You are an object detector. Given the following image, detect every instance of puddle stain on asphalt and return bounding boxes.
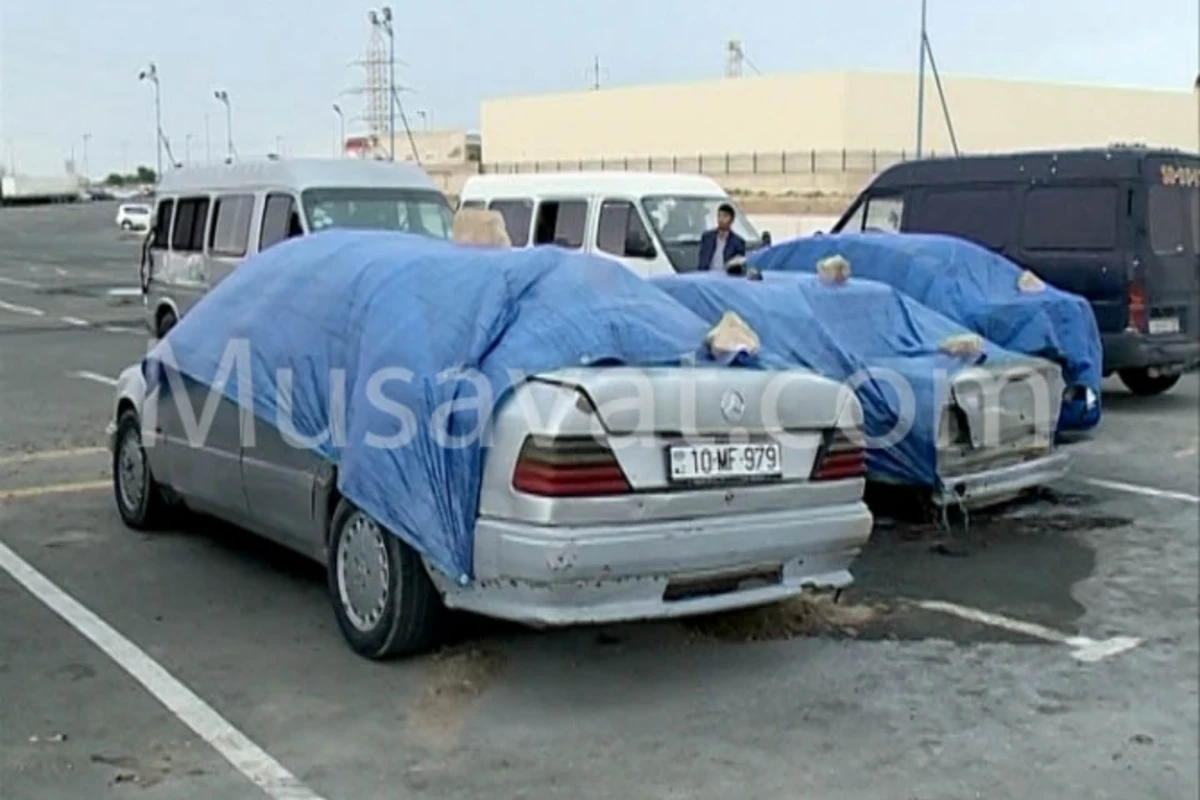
[407,645,508,751]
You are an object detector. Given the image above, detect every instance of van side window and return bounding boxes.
[863,196,904,232]
[171,197,210,253]
[597,200,655,258]
[488,199,533,246]
[909,188,1012,249]
[260,194,299,251]
[460,200,485,211]
[151,199,174,249]
[1148,185,1189,255]
[534,200,587,249]
[209,194,255,257]
[1022,186,1118,251]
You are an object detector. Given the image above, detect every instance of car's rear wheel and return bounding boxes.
[120,220,133,230]
[156,308,178,339]
[1118,368,1180,397]
[113,409,172,529]
[327,500,441,659]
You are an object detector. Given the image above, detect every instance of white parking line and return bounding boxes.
[0,540,328,800]
[0,447,107,466]
[61,316,89,327]
[0,275,41,289]
[0,298,46,317]
[70,371,118,387]
[104,325,144,335]
[1081,477,1199,505]
[914,600,1142,663]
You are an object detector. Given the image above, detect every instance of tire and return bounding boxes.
[120,220,133,230]
[156,308,178,339]
[327,500,441,659]
[1118,368,1181,397]
[112,409,172,529]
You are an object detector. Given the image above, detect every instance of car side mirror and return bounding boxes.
[760,231,772,246]
[625,232,657,260]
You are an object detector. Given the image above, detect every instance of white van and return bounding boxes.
[458,172,768,276]
[142,158,453,337]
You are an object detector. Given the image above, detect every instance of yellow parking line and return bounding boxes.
[0,480,110,502]
[0,447,107,466]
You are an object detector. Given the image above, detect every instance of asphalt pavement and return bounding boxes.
[0,202,1196,800]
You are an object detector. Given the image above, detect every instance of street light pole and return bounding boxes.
[332,104,345,157]
[214,90,233,162]
[915,0,928,159]
[81,133,91,181]
[138,62,162,179]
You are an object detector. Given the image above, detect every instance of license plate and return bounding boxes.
[1149,317,1180,335]
[668,443,782,482]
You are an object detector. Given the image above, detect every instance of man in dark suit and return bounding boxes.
[697,202,746,271]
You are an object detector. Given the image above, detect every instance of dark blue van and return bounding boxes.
[832,147,1200,396]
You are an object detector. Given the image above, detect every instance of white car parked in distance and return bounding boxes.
[116,203,152,231]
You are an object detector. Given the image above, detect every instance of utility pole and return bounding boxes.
[81,133,91,180]
[369,7,396,159]
[915,0,928,158]
[138,62,163,179]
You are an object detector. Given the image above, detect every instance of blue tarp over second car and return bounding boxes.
[143,230,753,584]
[748,232,1102,432]
[653,272,1033,488]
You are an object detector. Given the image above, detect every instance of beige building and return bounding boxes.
[479,71,1198,194]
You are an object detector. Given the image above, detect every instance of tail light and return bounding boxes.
[811,429,866,481]
[512,436,631,497]
[1127,282,1147,332]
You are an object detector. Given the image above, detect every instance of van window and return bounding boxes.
[534,200,587,249]
[488,199,533,246]
[209,194,255,257]
[597,200,655,258]
[171,197,210,253]
[260,194,300,251]
[460,200,485,211]
[1148,185,1190,254]
[302,188,452,239]
[151,199,174,249]
[1022,186,1118,251]
[909,188,1011,249]
[863,195,904,232]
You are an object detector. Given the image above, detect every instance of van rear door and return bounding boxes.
[1015,184,1129,334]
[1142,157,1200,341]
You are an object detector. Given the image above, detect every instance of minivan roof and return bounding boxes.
[461,171,728,198]
[156,158,439,194]
[868,147,1199,189]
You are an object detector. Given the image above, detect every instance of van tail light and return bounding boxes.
[811,429,866,481]
[1127,282,1147,332]
[512,436,632,497]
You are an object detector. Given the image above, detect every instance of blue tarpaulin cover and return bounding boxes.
[143,230,749,583]
[653,272,1022,487]
[748,232,1102,431]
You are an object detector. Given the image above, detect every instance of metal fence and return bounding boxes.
[480,149,940,176]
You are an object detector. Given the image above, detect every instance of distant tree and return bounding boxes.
[105,173,126,187]
[135,165,157,184]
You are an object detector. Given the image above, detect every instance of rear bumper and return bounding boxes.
[936,451,1072,509]
[1102,331,1200,374]
[440,502,873,626]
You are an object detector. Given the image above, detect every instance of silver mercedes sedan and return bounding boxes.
[108,363,874,659]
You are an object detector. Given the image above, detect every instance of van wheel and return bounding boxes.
[113,409,173,529]
[156,308,178,339]
[1118,368,1180,397]
[327,500,441,659]
[120,220,133,230]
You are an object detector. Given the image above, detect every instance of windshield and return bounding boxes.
[302,187,453,239]
[641,195,761,271]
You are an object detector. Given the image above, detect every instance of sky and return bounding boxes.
[0,0,1197,176]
